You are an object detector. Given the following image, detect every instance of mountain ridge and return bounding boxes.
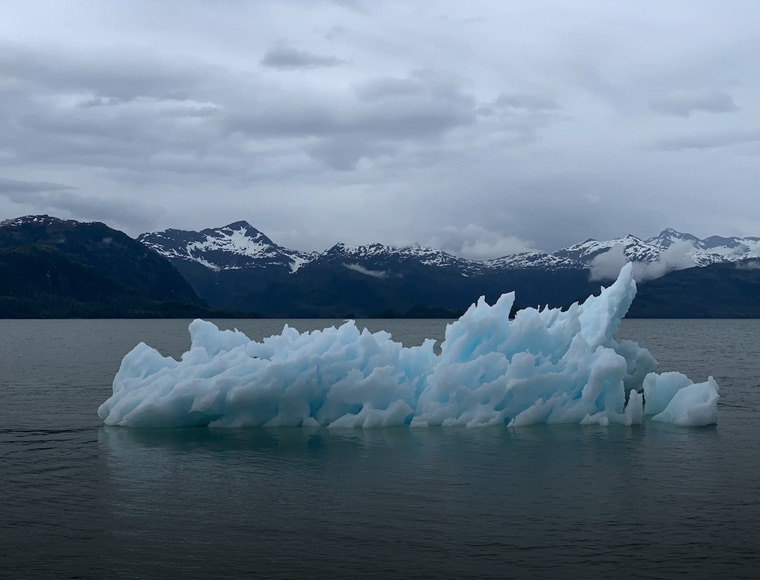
[139,221,316,274]
[4,214,760,318]
[140,220,760,276]
[133,220,760,317]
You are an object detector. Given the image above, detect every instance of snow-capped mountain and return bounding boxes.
[140,222,760,277]
[6,214,760,318]
[555,234,662,263]
[319,242,487,276]
[553,229,760,268]
[304,229,760,273]
[652,228,760,265]
[138,221,316,273]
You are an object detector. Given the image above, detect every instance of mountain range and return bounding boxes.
[139,220,760,317]
[140,222,760,275]
[3,214,760,318]
[139,222,593,317]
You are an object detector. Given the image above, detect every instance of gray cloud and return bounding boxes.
[225,78,476,141]
[0,41,483,182]
[650,89,739,117]
[308,138,393,171]
[0,43,217,103]
[0,177,74,195]
[76,96,124,108]
[0,177,165,232]
[494,93,561,112]
[221,70,480,169]
[655,129,760,151]
[0,1,759,250]
[260,46,346,69]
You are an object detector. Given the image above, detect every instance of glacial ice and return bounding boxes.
[643,372,720,426]
[98,264,720,428]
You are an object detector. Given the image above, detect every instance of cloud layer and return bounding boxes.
[0,0,759,252]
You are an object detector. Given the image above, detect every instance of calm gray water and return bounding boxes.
[1,318,759,579]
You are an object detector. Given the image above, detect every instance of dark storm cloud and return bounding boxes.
[260,46,346,69]
[649,89,739,117]
[654,129,760,151]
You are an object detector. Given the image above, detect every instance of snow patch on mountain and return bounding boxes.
[189,225,273,260]
[324,242,481,273]
[485,252,583,270]
[1,214,91,229]
[139,222,316,273]
[289,254,312,273]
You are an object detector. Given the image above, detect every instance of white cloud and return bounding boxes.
[429,225,536,261]
[589,240,698,282]
[736,260,760,271]
[343,263,388,278]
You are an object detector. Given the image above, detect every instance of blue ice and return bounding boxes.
[98,264,719,428]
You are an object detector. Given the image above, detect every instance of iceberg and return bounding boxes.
[98,264,719,428]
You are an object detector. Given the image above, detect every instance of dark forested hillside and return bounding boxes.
[629,260,760,318]
[221,259,600,318]
[0,216,216,318]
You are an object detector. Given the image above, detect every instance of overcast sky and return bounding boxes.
[1,0,759,258]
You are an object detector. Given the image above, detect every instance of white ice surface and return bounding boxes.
[98,264,719,428]
[646,374,720,427]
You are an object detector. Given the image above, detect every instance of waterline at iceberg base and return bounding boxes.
[98,264,719,429]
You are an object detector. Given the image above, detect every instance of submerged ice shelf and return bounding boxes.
[98,264,719,428]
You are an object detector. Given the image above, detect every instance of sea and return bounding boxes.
[1,318,759,579]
